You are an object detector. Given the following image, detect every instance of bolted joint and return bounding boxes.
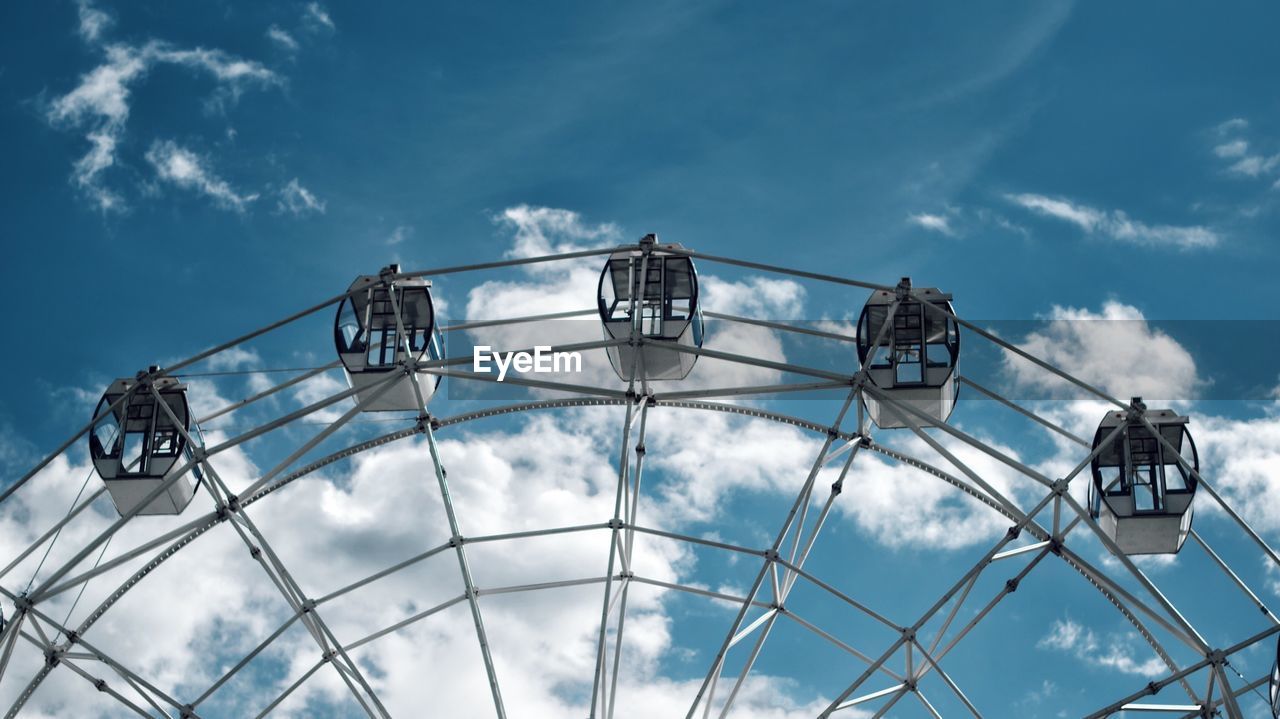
[181,706,198,718]
[65,630,79,645]
[301,599,317,614]
[1206,648,1227,665]
[1050,478,1069,496]
[635,443,646,456]
[619,570,635,580]
[858,433,873,448]
[1146,681,1160,696]
[1126,397,1147,421]
[448,534,465,548]
[900,628,915,642]
[94,679,107,692]
[638,233,657,254]
[894,276,913,300]
[826,426,840,440]
[625,389,639,401]
[763,549,781,562]
[322,650,338,664]
[1048,537,1063,555]
[226,494,242,513]
[378,263,401,282]
[903,678,918,692]
[190,446,208,463]
[14,594,33,612]
[1005,577,1020,593]
[1005,526,1022,540]
[44,647,63,668]
[606,518,625,530]
[830,479,844,496]
[249,546,262,560]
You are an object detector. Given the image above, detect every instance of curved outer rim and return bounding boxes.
[28,397,1213,715]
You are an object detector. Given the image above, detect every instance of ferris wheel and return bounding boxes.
[0,238,1278,718]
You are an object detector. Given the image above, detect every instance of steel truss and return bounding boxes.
[1,246,1277,718]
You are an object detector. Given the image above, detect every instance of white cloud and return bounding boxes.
[75,0,113,44]
[1005,193,1219,250]
[277,178,326,216]
[146,140,259,212]
[305,2,336,31]
[266,25,299,52]
[1213,139,1248,159]
[1227,154,1280,178]
[1208,117,1280,187]
[387,225,412,245]
[46,40,278,211]
[907,212,955,236]
[495,204,621,262]
[1037,618,1166,677]
[1215,118,1248,134]
[1002,301,1201,401]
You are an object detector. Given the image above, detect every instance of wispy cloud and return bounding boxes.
[1038,618,1166,677]
[1005,193,1220,249]
[1215,117,1248,134]
[1213,139,1248,159]
[266,25,299,52]
[387,225,412,245]
[1227,154,1280,178]
[76,0,112,44]
[46,40,278,211]
[276,178,325,215]
[1209,117,1280,185]
[906,212,954,236]
[146,140,259,212]
[304,2,335,31]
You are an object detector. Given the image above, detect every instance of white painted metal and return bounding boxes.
[1,245,1276,719]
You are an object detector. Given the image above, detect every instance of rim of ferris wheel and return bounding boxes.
[1088,398,1199,556]
[5,245,1280,719]
[88,367,203,517]
[855,277,960,430]
[1271,634,1279,717]
[334,264,445,412]
[597,234,704,381]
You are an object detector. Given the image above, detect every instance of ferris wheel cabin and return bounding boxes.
[1271,635,1279,718]
[856,279,959,429]
[89,370,201,516]
[597,235,704,381]
[1089,400,1198,556]
[335,265,443,412]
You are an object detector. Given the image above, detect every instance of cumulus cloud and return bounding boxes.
[495,204,622,262]
[276,178,326,216]
[1037,618,1165,677]
[46,39,277,211]
[145,140,259,212]
[1002,301,1200,402]
[907,212,955,236]
[1005,193,1220,250]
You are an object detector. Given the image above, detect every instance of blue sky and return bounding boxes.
[3,1,1280,717]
